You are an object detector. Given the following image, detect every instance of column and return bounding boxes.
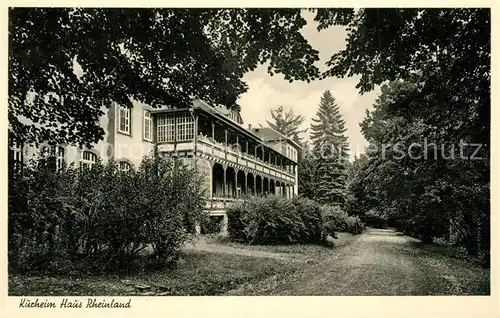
[209,162,214,208]
[222,165,227,198]
[253,176,257,196]
[261,176,264,196]
[234,169,239,198]
[244,172,248,196]
[224,129,228,160]
[211,123,215,155]
[193,113,199,156]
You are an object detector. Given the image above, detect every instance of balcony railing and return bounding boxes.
[197,134,295,181]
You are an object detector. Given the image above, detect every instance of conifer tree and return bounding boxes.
[266,105,307,144]
[309,90,350,205]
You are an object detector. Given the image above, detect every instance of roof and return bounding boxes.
[251,127,302,150]
[192,99,264,142]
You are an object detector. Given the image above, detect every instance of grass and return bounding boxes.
[9,250,301,296]
[12,230,486,296]
[208,232,356,255]
[9,233,351,296]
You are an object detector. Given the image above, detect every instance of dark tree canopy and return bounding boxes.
[9,8,321,146]
[326,8,490,255]
[352,79,489,252]
[316,8,490,142]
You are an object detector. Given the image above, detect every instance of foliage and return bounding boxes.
[297,145,318,199]
[346,78,489,253]
[265,105,308,144]
[344,154,378,218]
[8,153,206,274]
[321,205,364,236]
[9,8,321,146]
[321,8,490,257]
[226,195,363,245]
[226,195,309,245]
[318,9,489,125]
[307,90,350,205]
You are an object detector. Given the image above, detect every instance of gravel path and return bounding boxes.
[227,228,490,295]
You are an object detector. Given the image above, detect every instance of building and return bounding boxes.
[8,98,301,232]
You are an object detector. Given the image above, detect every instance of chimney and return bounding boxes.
[248,124,252,130]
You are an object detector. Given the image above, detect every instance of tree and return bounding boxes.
[9,8,321,146]
[344,154,373,218]
[266,105,308,144]
[316,8,489,256]
[297,149,316,199]
[317,8,490,147]
[308,90,350,205]
[358,79,489,252]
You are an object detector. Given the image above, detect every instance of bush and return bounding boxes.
[8,153,206,274]
[227,195,304,245]
[321,205,365,235]
[293,197,324,243]
[226,196,364,245]
[344,215,365,235]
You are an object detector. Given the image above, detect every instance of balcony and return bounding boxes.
[196,134,295,182]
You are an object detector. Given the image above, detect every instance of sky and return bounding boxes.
[237,11,381,159]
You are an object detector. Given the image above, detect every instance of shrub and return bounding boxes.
[226,201,250,242]
[8,153,205,274]
[321,205,365,235]
[293,197,325,243]
[226,196,362,245]
[227,196,317,245]
[344,215,365,235]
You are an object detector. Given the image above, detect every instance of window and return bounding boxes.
[57,146,65,170]
[51,145,65,170]
[81,151,97,170]
[157,115,175,143]
[10,139,23,170]
[118,106,131,134]
[176,113,194,141]
[119,161,132,172]
[143,111,152,141]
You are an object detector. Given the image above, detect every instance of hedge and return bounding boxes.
[226,195,364,245]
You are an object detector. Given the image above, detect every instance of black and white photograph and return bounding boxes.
[6,5,493,304]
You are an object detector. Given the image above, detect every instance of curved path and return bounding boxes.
[227,228,489,295]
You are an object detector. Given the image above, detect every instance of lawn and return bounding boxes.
[207,232,356,260]
[9,248,312,296]
[9,233,358,296]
